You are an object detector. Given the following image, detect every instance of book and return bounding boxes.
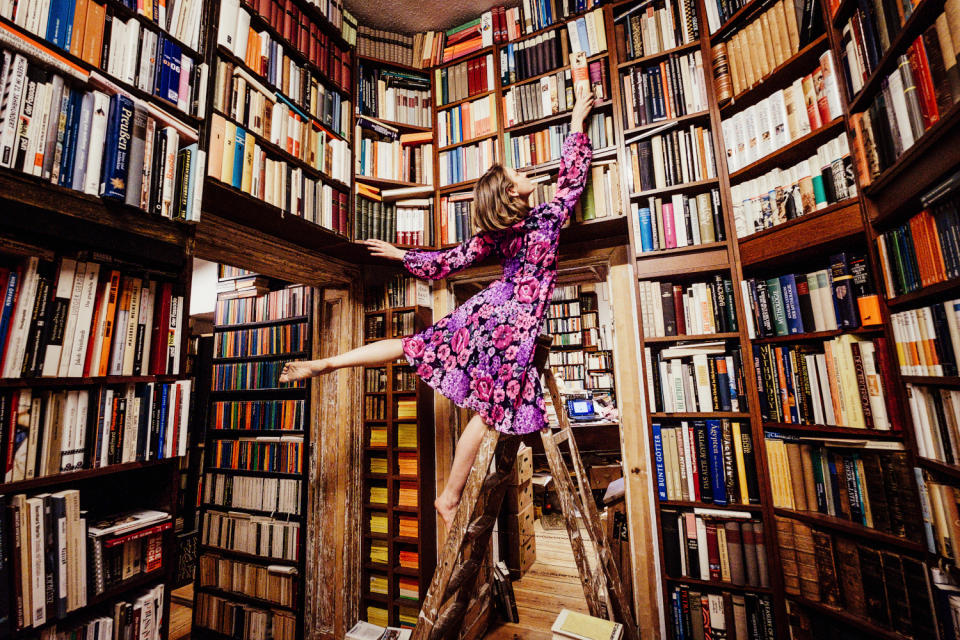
[551,608,623,640]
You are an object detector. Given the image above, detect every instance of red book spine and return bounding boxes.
[673,285,686,335]
[103,521,173,548]
[705,522,721,580]
[5,391,18,479]
[82,277,107,377]
[150,283,172,375]
[909,38,940,128]
[339,191,348,233]
[873,336,904,431]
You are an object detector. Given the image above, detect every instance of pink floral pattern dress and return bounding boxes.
[400,132,593,435]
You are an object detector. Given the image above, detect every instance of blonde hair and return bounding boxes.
[471,164,531,234]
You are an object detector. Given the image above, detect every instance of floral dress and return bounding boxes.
[400,132,593,435]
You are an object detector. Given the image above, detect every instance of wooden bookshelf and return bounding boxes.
[192,282,313,640]
[359,304,436,628]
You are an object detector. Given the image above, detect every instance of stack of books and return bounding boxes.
[398,516,418,539]
[369,513,387,535]
[397,423,417,448]
[369,542,388,565]
[397,452,418,476]
[369,456,388,474]
[369,427,387,447]
[369,485,388,505]
[369,575,388,595]
[398,481,418,508]
[398,550,418,569]
[398,577,418,602]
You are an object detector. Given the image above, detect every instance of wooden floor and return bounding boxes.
[484,519,592,640]
[170,583,193,640]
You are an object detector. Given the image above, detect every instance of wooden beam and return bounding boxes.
[608,259,663,639]
[194,213,359,287]
[305,285,364,640]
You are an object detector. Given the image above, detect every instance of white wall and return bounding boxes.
[190,258,219,317]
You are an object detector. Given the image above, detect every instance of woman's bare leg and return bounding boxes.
[279,338,404,383]
[435,413,489,528]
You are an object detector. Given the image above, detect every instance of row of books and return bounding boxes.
[889,301,960,376]
[767,438,923,537]
[720,54,844,175]
[217,0,352,94]
[195,591,296,640]
[612,0,699,62]
[363,368,386,392]
[2,4,206,117]
[527,161,624,222]
[546,317,582,334]
[434,53,494,107]
[201,509,300,561]
[198,553,297,606]
[644,342,747,413]
[873,192,960,297]
[207,113,351,234]
[633,188,725,253]
[730,133,857,237]
[31,583,165,640]
[504,113,613,170]
[88,509,171,595]
[362,276,425,311]
[438,191,473,246]
[355,25,418,67]
[221,25,352,140]
[754,336,895,430]
[652,420,760,505]
[0,44,205,219]
[364,396,385,421]
[438,136,496,187]
[639,276,738,338]
[742,255,879,338]
[712,0,824,101]
[354,190,435,248]
[626,124,717,193]
[498,16,607,88]
[510,0,607,36]
[501,64,602,129]
[668,585,775,640]
[213,323,307,359]
[213,62,352,183]
[437,94,497,147]
[662,510,769,587]
[356,64,431,129]
[848,19,960,186]
[908,383,960,466]
[214,285,309,326]
[1,255,186,380]
[211,358,304,391]
[775,517,938,638]
[204,472,301,514]
[355,123,433,185]
[620,51,708,129]
[919,473,960,565]
[211,436,303,473]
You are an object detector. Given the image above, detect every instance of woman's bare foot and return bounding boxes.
[279,359,331,383]
[435,492,460,528]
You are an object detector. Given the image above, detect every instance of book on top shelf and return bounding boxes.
[357,64,431,128]
[612,0,699,62]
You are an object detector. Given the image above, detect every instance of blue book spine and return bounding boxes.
[808,446,827,512]
[0,270,19,350]
[158,383,169,457]
[780,346,800,423]
[58,91,83,189]
[99,94,130,199]
[843,454,865,524]
[707,419,727,505]
[232,128,245,188]
[154,36,167,100]
[716,356,731,411]
[45,0,62,44]
[826,455,844,516]
[165,40,182,104]
[576,18,589,54]
[727,358,738,412]
[652,422,667,500]
[914,467,938,553]
[638,207,653,252]
[60,0,76,50]
[829,252,859,329]
[778,274,804,334]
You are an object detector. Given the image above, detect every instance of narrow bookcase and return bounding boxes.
[360,302,436,629]
[192,281,313,640]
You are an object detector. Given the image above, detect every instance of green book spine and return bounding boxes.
[766,278,789,336]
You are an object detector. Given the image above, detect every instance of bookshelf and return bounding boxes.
[192,279,313,640]
[360,296,436,629]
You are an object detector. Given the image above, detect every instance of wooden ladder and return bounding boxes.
[411,335,640,640]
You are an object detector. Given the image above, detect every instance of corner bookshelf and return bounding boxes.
[192,280,313,640]
[360,293,436,629]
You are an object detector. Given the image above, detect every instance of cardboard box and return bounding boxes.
[504,479,532,513]
[589,463,623,490]
[506,534,536,577]
[508,445,533,485]
[506,502,535,541]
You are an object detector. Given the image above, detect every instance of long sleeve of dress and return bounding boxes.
[402,232,497,280]
[526,132,593,231]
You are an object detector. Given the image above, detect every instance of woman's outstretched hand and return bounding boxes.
[363,239,407,261]
[570,85,595,134]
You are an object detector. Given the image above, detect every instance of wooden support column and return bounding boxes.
[305,284,365,640]
[608,256,663,639]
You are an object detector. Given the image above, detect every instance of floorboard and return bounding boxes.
[170,583,193,640]
[484,520,590,639]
